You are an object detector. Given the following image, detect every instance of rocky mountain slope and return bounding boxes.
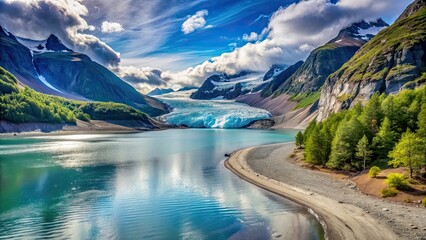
[190,65,287,100]
[0,27,168,116]
[270,19,388,97]
[318,0,426,120]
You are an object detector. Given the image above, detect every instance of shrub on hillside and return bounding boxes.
[369,166,381,178]
[381,187,399,198]
[385,173,409,190]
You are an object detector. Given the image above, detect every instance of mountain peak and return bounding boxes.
[45,34,73,52]
[329,18,388,46]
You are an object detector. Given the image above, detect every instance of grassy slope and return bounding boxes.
[0,67,149,124]
[331,7,426,82]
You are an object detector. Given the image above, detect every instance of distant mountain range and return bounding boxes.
[0,28,168,116]
[237,0,425,129]
[190,19,389,101]
[190,66,287,100]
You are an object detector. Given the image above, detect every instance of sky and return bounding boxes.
[0,0,413,93]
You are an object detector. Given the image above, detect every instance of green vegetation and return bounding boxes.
[381,187,399,198]
[356,135,372,170]
[336,7,426,83]
[295,131,304,148]
[290,91,321,110]
[368,166,381,178]
[385,173,409,190]
[422,197,426,207]
[0,67,149,124]
[388,130,425,178]
[297,86,426,174]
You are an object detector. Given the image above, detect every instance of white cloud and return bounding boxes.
[242,32,260,42]
[101,21,124,33]
[113,66,170,93]
[162,0,412,87]
[0,0,121,66]
[181,10,208,34]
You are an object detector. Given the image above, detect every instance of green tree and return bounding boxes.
[417,103,426,138]
[356,135,372,170]
[372,117,398,160]
[388,130,425,178]
[295,131,304,148]
[327,117,364,170]
[361,94,382,138]
[305,127,327,166]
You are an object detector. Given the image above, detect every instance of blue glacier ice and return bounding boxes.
[157,91,271,128]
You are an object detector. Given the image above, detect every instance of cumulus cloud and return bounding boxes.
[242,32,260,42]
[0,0,121,66]
[101,21,124,33]
[181,10,209,34]
[113,66,171,93]
[163,0,411,86]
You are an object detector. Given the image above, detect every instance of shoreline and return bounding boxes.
[225,142,414,240]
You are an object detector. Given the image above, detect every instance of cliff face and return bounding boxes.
[318,2,426,121]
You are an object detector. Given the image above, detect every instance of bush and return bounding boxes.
[385,173,409,190]
[369,166,381,178]
[381,187,399,197]
[422,198,426,207]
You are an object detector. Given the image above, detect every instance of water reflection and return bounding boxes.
[0,129,323,239]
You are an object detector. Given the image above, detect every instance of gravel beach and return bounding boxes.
[225,143,426,240]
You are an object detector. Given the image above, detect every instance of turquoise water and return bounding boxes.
[0,129,324,239]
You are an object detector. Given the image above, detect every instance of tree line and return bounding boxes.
[296,86,426,178]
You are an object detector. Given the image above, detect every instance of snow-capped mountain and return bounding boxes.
[190,65,288,100]
[0,26,168,116]
[17,34,73,53]
[330,18,388,46]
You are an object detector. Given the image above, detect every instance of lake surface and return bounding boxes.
[0,129,324,239]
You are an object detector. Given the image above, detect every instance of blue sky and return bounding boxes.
[89,0,339,71]
[0,0,413,92]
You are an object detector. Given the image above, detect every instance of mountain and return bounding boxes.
[190,66,287,100]
[269,19,388,97]
[263,64,287,80]
[317,1,426,121]
[260,61,304,97]
[148,88,174,96]
[0,27,168,116]
[0,66,165,132]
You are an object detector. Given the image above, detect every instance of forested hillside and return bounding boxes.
[298,86,426,175]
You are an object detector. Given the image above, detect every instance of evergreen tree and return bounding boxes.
[417,103,426,138]
[305,127,327,165]
[295,131,304,148]
[327,117,364,169]
[361,94,383,138]
[372,117,398,160]
[356,135,372,170]
[389,130,425,178]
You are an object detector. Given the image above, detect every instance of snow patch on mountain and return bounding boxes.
[38,75,63,94]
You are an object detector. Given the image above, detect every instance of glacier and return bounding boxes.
[157,91,271,128]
